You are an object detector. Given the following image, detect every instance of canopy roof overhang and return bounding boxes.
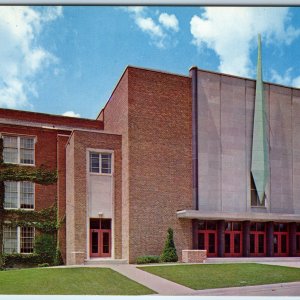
[177,210,300,223]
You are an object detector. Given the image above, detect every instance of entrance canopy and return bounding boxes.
[177,210,300,223]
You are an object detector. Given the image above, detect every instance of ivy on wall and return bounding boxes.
[0,137,63,269]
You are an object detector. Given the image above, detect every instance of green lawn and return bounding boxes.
[139,263,300,290]
[0,267,155,295]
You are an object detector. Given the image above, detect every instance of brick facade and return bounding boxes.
[102,67,193,262]
[65,130,122,265]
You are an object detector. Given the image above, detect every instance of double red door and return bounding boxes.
[250,232,266,256]
[198,231,217,257]
[90,229,111,257]
[224,232,242,256]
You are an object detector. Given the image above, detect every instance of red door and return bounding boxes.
[90,229,111,257]
[250,232,266,256]
[198,231,217,257]
[274,233,288,257]
[224,222,242,257]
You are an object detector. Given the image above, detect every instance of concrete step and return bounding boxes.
[84,258,128,265]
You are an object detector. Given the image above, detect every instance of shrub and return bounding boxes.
[38,263,50,268]
[160,228,178,262]
[136,255,160,264]
[3,253,41,268]
[34,233,56,265]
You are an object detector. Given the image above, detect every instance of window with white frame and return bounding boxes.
[89,152,112,174]
[4,181,34,209]
[3,135,35,165]
[3,226,34,254]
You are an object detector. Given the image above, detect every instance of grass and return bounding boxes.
[139,263,300,290]
[0,267,155,295]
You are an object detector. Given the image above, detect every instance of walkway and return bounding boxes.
[110,264,194,295]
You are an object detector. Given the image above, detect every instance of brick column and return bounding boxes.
[217,220,225,257]
[192,219,199,249]
[266,222,274,257]
[243,221,250,257]
[289,222,296,257]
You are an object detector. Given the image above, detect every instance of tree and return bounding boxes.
[160,227,178,262]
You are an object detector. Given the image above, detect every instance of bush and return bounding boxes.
[3,253,41,268]
[34,233,56,265]
[160,228,178,262]
[136,255,160,264]
[38,263,50,268]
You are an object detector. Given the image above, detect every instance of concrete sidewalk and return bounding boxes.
[191,281,300,296]
[110,264,194,295]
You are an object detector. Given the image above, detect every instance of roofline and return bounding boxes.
[194,67,300,91]
[0,107,98,122]
[96,65,190,120]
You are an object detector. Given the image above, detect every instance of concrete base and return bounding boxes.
[182,250,207,263]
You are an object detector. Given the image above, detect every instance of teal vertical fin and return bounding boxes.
[251,34,269,204]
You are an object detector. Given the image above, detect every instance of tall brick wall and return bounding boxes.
[127,68,193,262]
[65,130,122,265]
[100,71,129,260]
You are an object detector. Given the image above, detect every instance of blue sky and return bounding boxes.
[1,6,300,119]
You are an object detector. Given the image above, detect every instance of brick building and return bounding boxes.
[2,42,300,264]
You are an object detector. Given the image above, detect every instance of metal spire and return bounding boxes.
[251,34,269,204]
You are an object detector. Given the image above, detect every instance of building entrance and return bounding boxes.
[90,219,111,257]
[224,222,242,257]
[274,223,288,257]
[250,222,266,256]
[197,221,217,257]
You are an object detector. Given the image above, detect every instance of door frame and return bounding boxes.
[274,232,289,257]
[250,231,266,257]
[198,230,218,257]
[224,231,243,257]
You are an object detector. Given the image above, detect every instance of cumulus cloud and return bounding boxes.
[0,6,62,109]
[270,68,300,88]
[123,7,179,48]
[159,13,179,32]
[190,7,300,77]
[62,111,81,118]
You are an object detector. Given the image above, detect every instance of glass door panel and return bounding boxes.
[250,234,255,253]
[208,233,215,254]
[258,234,265,254]
[234,234,240,254]
[281,234,287,254]
[198,233,205,250]
[225,234,230,254]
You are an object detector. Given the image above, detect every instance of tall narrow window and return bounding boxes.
[20,137,34,164]
[3,135,35,165]
[20,227,34,253]
[3,227,18,254]
[4,182,18,209]
[251,175,265,207]
[3,136,18,164]
[20,182,34,209]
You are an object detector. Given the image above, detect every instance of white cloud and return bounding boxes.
[62,111,81,118]
[136,17,164,37]
[123,7,179,49]
[270,68,300,88]
[190,7,300,77]
[159,13,179,32]
[0,6,62,109]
